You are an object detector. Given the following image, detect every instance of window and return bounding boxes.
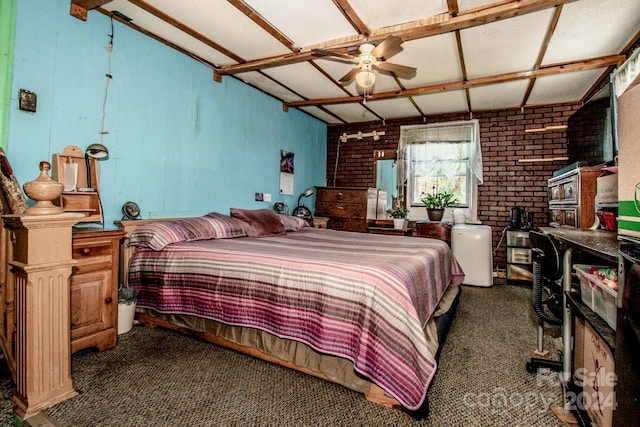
[398,120,482,220]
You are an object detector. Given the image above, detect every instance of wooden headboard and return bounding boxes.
[114,217,192,286]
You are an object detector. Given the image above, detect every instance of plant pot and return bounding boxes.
[427,208,444,222]
[393,218,405,229]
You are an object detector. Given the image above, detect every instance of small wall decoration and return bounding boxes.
[18,89,37,113]
[280,150,294,195]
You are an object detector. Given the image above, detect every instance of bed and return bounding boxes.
[123,209,465,419]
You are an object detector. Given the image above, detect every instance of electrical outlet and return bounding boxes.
[263,193,271,202]
[255,193,264,201]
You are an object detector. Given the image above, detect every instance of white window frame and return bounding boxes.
[398,120,482,223]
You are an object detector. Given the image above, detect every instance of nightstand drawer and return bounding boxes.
[72,242,114,273]
[73,241,114,260]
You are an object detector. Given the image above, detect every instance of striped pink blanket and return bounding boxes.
[127,228,464,410]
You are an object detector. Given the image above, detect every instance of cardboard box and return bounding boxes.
[581,322,616,427]
[617,79,640,239]
[596,174,618,204]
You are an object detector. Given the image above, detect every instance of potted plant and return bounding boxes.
[389,206,409,229]
[421,190,459,222]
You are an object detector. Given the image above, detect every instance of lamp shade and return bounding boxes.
[355,70,375,89]
[85,143,109,159]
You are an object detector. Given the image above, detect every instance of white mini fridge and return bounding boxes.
[451,224,493,287]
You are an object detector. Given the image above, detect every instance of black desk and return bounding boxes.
[540,227,619,426]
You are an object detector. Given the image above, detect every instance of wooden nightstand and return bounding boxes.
[70,228,125,354]
[416,221,452,247]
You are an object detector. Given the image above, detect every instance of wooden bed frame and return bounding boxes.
[116,217,461,418]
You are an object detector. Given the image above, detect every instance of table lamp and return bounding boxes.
[84,143,109,190]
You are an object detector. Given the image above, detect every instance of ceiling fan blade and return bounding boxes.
[377,61,417,77]
[339,67,361,83]
[371,35,403,59]
[312,48,358,63]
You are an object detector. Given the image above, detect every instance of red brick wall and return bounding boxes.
[325,104,581,270]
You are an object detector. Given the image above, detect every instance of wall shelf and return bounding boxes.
[524,124,568,133]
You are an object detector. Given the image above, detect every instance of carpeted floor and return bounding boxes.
[0,284,565,426]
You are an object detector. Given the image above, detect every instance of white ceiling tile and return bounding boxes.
[543,0,640,65]
[298,106,343,124]
[244,0,356,48]
[365,98,420,120]
[527,69,607,106]
[413,91,469,115]
[105,0,236,66]
[349,0,448,29]
[469,81,529,110]
[234,72,304,103]
[263,63,351,99]
[323,104,380,123]
[141,0,290,60]
[461,9,554,78]
[389,34,462,88]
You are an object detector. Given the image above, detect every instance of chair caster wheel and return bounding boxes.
[526,361,536,374]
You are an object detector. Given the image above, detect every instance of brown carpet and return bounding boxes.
[0,284,565,426]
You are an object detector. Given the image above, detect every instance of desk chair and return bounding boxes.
[526,230,563,373]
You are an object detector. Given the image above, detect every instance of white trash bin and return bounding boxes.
[117,286,138,335]
[118,301,136,335]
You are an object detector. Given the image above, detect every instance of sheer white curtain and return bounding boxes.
[398,120,482,186]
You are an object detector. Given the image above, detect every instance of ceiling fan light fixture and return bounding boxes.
[355,70,375,89]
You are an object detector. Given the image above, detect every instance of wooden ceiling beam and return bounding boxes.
[128,0,245,63]
[216,0,577,76]
[284,54,625,108]
[332,0,370,35]
[227,0,300,53]
[521,4,563,106]
[70,0,112,21]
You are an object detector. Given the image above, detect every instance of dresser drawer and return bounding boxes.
[561,177,578,203]
[316,188,369,205]
[315,203,367,218]
[327,217,367,233]
[507,247,532,264]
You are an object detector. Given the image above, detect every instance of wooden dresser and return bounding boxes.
[416,221,452,247]
[314,187,386,233]
[70,228,125,354]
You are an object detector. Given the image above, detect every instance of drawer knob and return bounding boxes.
[336,193,343,200]
[82,248,91,255]
[105,297,113,304]
[429,230,436,236]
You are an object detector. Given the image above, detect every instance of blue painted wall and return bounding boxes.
[7,0,326,224]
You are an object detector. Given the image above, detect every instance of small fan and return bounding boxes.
[122,201,141,220]
[313,35,417,88]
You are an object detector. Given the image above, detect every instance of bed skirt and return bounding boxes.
[136,284,461,419]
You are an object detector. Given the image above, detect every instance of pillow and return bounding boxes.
[126,214,249,250]
[279,214,309,231]
[199,212,248,239]
[229,208,286,237]
[126,221,191,251]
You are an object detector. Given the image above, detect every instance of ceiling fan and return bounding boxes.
[313,35,417,91]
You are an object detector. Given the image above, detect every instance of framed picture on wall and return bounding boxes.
[280,150,294,195]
